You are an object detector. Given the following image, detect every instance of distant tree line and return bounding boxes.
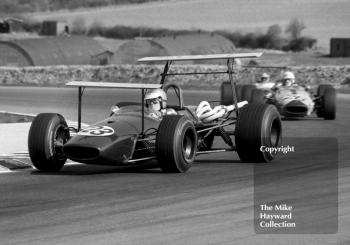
[0,0,158,14]
[216,19,317,52]
[72,18,196,39]
[18,16,317,52]
[71,17,317,52]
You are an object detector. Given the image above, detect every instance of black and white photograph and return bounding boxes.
[0,0,349,244]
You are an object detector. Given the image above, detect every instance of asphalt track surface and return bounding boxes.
[0,87,349,245]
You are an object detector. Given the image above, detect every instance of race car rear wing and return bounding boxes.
[67,81,161,89]
[138,52,262,62]
[66,81,161,133]
[138,52,263,117]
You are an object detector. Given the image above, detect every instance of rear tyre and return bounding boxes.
[251,89,265,104]
[235,104,282,162]
[317,84,333,97]
[236,84,244,101]
[220,82,244,105]
[28,113,70,171]
[323,88,336,120]
[241,85,256,103]
[220,81,233,105]
[156,115,197,173]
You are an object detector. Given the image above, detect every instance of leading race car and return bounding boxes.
[28,52,282,173]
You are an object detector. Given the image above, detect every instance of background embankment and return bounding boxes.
[0,65,349,90]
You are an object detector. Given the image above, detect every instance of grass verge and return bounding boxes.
[0,112,34,124]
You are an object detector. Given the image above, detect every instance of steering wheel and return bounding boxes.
[162,83,184,109]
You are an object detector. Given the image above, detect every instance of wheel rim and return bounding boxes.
[53,125,69,161]
[182,130,195,161]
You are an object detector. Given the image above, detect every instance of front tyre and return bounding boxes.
[235,104,282,162]
[323,88,336,120]
[28,113,70,171]
[156,115,197,173]
[316,84,334,118]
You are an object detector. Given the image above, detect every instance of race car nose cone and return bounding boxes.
[63,134,136,165]
[284,100,308,116]
[63,144,100,161]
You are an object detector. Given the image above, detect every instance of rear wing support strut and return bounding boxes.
[160,61,171,86]
[78,86,85,131]
[141,88,145,137]
[158,57,240,117]
[227,58,239,117]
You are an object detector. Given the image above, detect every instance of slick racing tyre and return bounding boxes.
[316,85,336,119]
[241,85,256,103]
[317,84,333,97]
[156,115,197,173]
[316,84,333,117]
[251,89,265,104]
[28,113,70,171]
[220,82,243,105]
[221,81,233,105]
[235,104,282,163]
[323,88,336,120]
[236,84,244,102]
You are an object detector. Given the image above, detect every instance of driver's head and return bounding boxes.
[259,73,270,83]
[282,71,295,86]
[145,88,167,111]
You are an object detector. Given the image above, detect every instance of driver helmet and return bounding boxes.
[282,71,295,86]
[144,88,167,111]
[259,73,270,83]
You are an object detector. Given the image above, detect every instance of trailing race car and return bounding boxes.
[28,53,282,173]
[221,72,336,120]
[266,83,336,120]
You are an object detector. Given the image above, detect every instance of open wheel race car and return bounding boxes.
[268,84,336,120]
[221,80,336,120]
[28,53,282,173]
